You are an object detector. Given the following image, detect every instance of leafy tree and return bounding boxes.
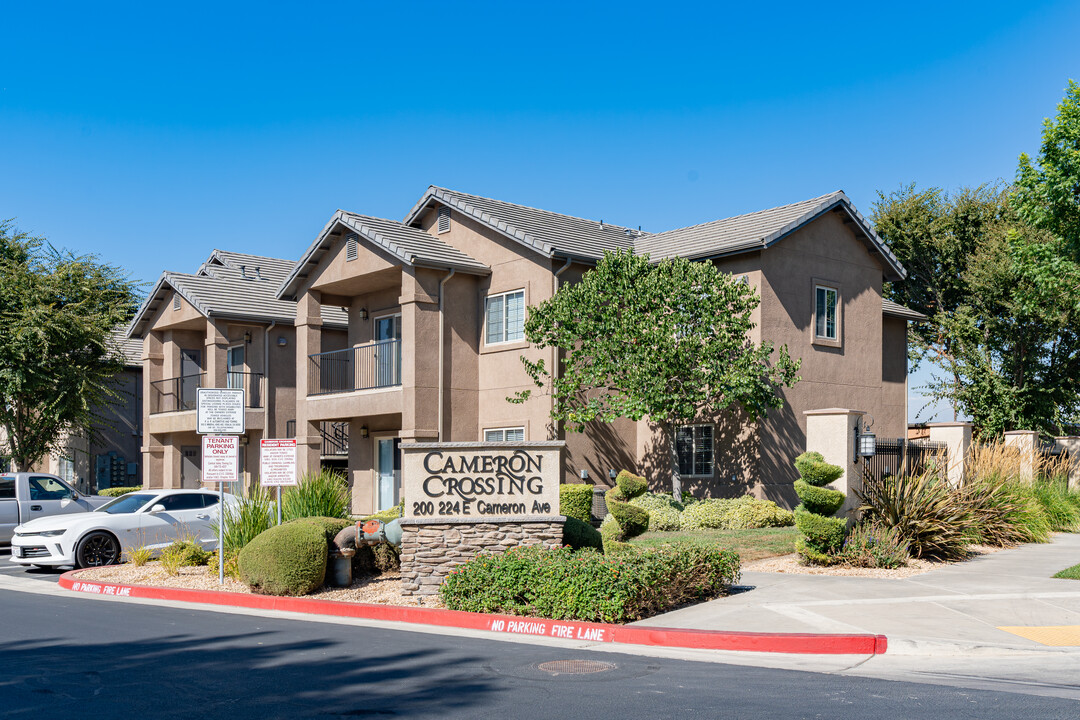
[873,187,1080,437]
[0,221,140,471]
[1014,80,1080,254]
[511,248,800,499]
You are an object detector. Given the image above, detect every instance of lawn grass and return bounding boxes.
[629,526,799,564]
[1053,563,1080,580]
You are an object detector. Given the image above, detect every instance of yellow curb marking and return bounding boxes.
[997,625,1080,646]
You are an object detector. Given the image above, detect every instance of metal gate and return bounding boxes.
[863,438,948,482]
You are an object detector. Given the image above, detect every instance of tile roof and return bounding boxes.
[277,211,489,300]
[634,191,906,281]
[403,186,644,261]
[108,327,143,367]
[882,298,927,321]
[128,251,348,338]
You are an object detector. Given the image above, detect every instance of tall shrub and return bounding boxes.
[792,451,846,564]
[282,469,351,521]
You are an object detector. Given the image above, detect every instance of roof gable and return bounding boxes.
[277,211,488,300]
[403,186,645,262]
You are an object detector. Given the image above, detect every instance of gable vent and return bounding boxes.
[346,234,358,261]
[437,207,451,234]
[173,294,181,311]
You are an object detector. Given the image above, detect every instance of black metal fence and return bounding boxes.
[862,438,948,482]
[283,419,348,457]
[149,372,264,414]
[308,339,401,396]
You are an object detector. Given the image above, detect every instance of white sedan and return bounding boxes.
[9,489,237,569]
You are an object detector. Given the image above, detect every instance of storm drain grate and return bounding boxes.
[536,659,615,675]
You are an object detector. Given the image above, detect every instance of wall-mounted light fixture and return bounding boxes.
[855,414,877,462]
[358,308,368,320]
[277,336,287,347]
[608,469,617,480]
[244,331,252,344]
[360,425,369,439]
[579,469,589,480]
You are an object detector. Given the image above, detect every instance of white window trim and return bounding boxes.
[370,312,402,345]
[484,289,526,346]
[676,424,714,478]
[812,280,842,348]
[483,426,526,442]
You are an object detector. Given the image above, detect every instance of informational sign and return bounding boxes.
[202,435,240,483]
[260,439,298,487]
[196,388,246,435]
[402,442,563,520]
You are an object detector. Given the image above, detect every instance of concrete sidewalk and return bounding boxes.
[638,532,1080,655]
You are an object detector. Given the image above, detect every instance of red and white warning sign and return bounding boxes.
[202,435,240,483]
[260,439,298,487]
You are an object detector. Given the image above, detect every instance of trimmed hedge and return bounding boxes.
[795,451,843,486]
[563,516,603,551]
[793,480,845,516]
[559,484,594,523]
[238,521,328,596]
[439,543,740,623]
[286,516,351,543]
[680,496,794,530]
[629,492,684,531]
[615,470,647,498]
[98,486,142,497]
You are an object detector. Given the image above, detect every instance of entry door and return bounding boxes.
[376,438,401,511]
[181,446,201,488]
[227,345,245,389]
[180,349,202,410]
[374,315,401,387]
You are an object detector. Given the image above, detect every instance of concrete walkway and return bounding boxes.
[639,532,1080,654]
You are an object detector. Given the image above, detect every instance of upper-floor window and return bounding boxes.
[484,427,525,442]
[676,425,713,477]
[814,284,839,342]
[485,289,525,344]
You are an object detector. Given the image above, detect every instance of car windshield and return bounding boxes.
[97,493,157,514]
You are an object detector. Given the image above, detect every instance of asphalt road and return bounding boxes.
[2,584,1077,719]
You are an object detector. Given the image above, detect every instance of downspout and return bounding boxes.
[553,258,572,447]
[263,321,276,492]
[438,269,456,441]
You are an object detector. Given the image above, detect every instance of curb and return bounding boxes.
[59,570,887,656]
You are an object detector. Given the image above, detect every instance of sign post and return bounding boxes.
[260,438,298,525]
[197,388,246,584]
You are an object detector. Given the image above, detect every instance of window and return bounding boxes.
[437,207,451,233]
[486,290,525,344]
[676,425,713,477]
[814,284,838,341]
[27,476,74,501]
[158,493,208,511]
[484,427,525,442]
[227,344,245,389]
[58,457,75,484]
[0,476,15,500]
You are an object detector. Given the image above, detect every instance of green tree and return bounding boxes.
[1014,80,1080,254]
[511,248,800,499]
[0,221,140,471]
[872,188,1080,437]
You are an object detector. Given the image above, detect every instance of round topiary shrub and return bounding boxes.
[603,469,650,542]
[559,484,594,523]
[239,521,329,596]
[615,470,647,498]
[562,516,603,551]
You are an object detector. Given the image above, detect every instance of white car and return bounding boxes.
[9,489,237,568]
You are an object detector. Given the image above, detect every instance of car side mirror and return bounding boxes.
[149,504,166,514]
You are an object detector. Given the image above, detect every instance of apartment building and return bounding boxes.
[277,186,921,512]
[128,250,347,490]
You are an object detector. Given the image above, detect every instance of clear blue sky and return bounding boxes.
[3,1,1078,422]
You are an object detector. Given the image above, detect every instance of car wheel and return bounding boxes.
[75,532,121,568]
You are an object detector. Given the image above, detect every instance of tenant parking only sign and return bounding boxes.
[202,435,240,483]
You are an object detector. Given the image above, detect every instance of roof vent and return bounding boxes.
[438,207,451,234]
[173,294,181,311]
[624,228,632,237]
[346,234,358,261]
[599,219,604,229]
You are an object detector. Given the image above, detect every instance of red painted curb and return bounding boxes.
[59,570,887,656]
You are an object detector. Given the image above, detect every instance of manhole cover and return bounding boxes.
[536,659,615,675]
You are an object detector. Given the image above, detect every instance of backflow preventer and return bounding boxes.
[328,518,403,587]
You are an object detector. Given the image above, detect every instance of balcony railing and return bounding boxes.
[308,339,401,396]
[150,373,204,414]
[150,372,264,414]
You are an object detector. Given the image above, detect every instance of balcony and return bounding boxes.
[308,339,402,396]
[150,372,264,414]
[286,420,348,457]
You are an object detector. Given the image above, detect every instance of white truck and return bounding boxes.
[0,473,112,545]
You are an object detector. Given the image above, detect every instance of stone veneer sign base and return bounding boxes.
[399,441,566,597]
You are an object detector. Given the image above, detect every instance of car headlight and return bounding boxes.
[38,529,67,537]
